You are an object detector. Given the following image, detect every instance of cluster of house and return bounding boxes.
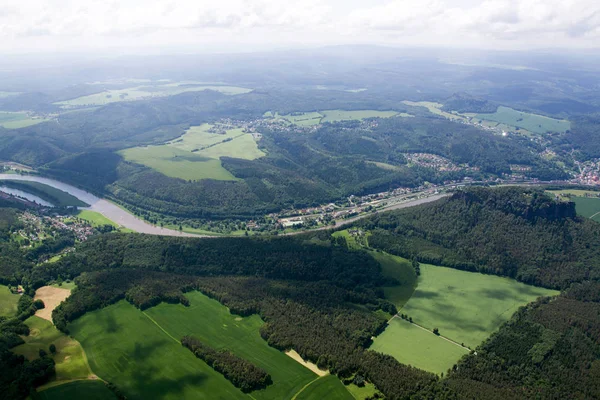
[16,212,95,244]
[574,160,600,185]
[405,153,479,173]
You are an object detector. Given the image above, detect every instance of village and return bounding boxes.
[15,211,95,245]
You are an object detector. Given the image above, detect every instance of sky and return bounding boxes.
[0,0,599,54]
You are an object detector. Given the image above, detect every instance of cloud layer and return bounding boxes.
[0,0,598,52]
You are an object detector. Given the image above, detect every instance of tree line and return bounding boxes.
[181,335,272,392]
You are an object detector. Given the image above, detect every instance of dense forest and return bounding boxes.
[0,208,55,400]
[358,187,600,289]
[0,76,578,220]
[442,281,600,399]
[181,336,272,392]
[35,109,565,219]
[2,184,600,398]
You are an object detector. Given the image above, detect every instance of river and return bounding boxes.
[0,186,55,207]
[0,174,447,238]
[0,174,199,237]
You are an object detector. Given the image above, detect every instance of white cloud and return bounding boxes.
[0,0,598,52]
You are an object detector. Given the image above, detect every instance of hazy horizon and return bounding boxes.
[1,0,599,55]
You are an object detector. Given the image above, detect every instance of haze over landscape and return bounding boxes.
[0,2,599,400]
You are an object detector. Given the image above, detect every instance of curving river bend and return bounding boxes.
[0,174,199,237]
[0,174,447,237]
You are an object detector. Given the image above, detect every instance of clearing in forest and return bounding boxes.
[272,110,403,126]
[55,83,252,107]
[34,286,71,322]
[12,316,95,383]
[372,259,558,375]
[119,124,265,181]
[0,111,48,129]
[68,292,351,400]
[0,284,19,317]
[475,106,570,134]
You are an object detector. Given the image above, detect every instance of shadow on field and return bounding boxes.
[132,340,166,362]
[98,310,121,333]
[411,290,439,299]
[479,288,513,301]
[129,362,208,399]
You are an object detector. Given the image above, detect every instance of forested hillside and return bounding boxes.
[2,184,600,398]
[443,281,600,399]
[28,102,565,219]
[359,187,600,288]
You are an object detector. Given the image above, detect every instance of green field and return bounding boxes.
[0,180,89,207]
[402,101,466,121]
[331,229,370,250]
[371,261,558,374]
[279,112,324,126]
[398,263,558,348]
[68,292,350,399]
[76,210,118,227]
[344,381,379,400]
[371,252,417,309]
[120,124,264,181]
[0,284,19,316]
[51,280,77,290]
[37,380,116,400]
[570,197,600,221]
[274,110,402,126]
[371,317,469,375]
[476,106,570,134]
[547,190,600,222]
[56,84,252,107]
[0,112,48,129]
[13,316,94,383]
[294,375,353,400]
[320,110,399,123]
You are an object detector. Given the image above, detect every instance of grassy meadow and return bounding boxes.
[371,252,417,309]
[13,316,94,383]
[476,106,570,134]
[402,101,467,121]
[397,263,558,348]
[294,375,353,400]
[0,284,19,317]
[547,190,600,222]
[320,110,399,123]
[76,210,118,228]
[370,259,558,375]
[570,197,600,221]
[120,124,264,181]
[56,83,252,107]
[345,381,379,400]
[371,318,469,375]
[0,112,48,129]
[274,110,402,126]
[37,381,117,400]
[68,292,351,399]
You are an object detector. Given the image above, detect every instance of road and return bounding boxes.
[0,174,448,238]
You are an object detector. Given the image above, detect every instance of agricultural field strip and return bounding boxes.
[140,311,181,344]
[141,308,328,400]
[388,314,469,352]
[291,376,328,400]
